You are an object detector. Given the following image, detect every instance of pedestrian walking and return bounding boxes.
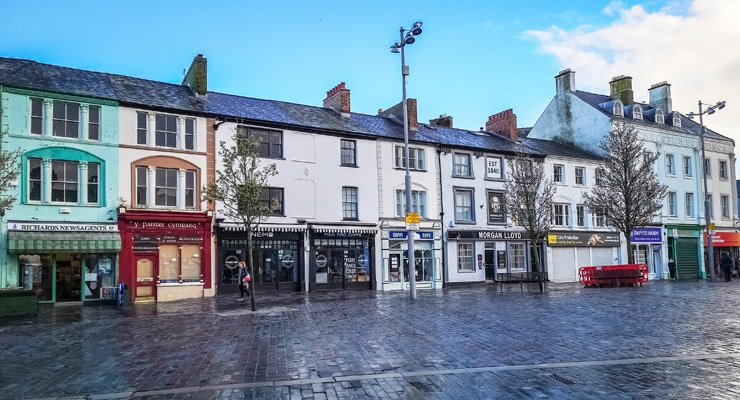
[720,252,734,282]
[238,261,250,301]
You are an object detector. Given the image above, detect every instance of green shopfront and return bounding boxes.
[6,221,121,303]
[666,225,703,280]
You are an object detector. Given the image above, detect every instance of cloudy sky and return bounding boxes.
[1,0,736,165]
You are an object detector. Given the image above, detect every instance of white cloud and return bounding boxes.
[525,0,740,161]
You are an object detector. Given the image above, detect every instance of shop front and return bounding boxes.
[666,225,703,280]
[7,221,121,304]
[217,224,305,293]
[380,230,441,291]
[547,230,621,283]
[630,227,664,279]
[445,229,528,286]
[118,209,213,302]
[309,225,376,291]
[705,231,740,276]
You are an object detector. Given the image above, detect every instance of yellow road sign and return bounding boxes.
[405,212,420,224]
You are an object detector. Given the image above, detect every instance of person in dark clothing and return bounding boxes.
[237,262,250,301]
[720,252,734,282]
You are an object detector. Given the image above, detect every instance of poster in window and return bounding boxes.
[487,191,505,224]
[486,157,503,179]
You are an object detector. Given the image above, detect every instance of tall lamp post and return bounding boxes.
[391,21,422,300]
[688,100,726,282]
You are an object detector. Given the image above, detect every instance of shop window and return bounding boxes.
[84,254,117,300]
[457,243,474,272]
[18,254,53,301]
[509,243,526,270]
[158,244,201,284]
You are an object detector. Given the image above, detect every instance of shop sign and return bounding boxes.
[448,230,530,240]
[389,231,434,240]
[704,231,740,247]
[131,221,200,230]
[133,241,158,252]
[630,227,662,243]
[547,231,620,247]
[8,221,117,231]
[487,192,505,224]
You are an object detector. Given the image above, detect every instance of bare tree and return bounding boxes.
[504,146,555,289]
[203,127,278,311]
[583,122,667,264]
[0,131,21,215]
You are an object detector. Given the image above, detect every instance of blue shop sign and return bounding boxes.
[630,227,662,243]
[389,231,434,240]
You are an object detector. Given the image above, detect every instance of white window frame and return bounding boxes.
[614,101,624,117]
[395,146,426,171]
[683,156,692,177]
[553,164,565,184]
[656,109,664,124]
[453,153,472,177]
[574,167,585,186]
[457,243,475,272]
[576,204,586,227]
[719,160,728,180]
[685,192,694,218]
[454,188,475,223]
[633,105,643,120]
[396,189,427,218]
[668,192,677,217]
[666,154,675,175]
[704,158,711,178]
[342,186,359,220]
[721,195,730,219]
[553,203,570,227]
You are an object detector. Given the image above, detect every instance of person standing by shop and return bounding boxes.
[237,261,250,301]
[720,252,734,282]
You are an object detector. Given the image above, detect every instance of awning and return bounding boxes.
[8,231,122,254]
[310,225,378,234]
[222,224,307,233]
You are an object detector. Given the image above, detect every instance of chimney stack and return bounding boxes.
[429,114,453,128]
[378,98,418,131]
[648,81,672,113]
[485,109,518,140]
[555,68,576,95]
[182,54,208,96]
[323,82,351,116]
[609,75,633,106]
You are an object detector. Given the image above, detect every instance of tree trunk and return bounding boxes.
[247,227,257,311]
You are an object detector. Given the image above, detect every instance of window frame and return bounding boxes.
[88,105,101,141]
[655,109,664,124]
[260,186,285,216]
[574,167,585,186]
[666,154,675,175]
[457,242,475,272]
[395,189,427,218]
[719,160,728,180]
[685,192,694,218]
[721,195,730,219]
[683,155,692,177]
[553,164,565,184]
[394,146,426,171]
[342,186,358,220]
[668,192,677,217]
[614,101,624,117]
[452,152,472,177]
[704,158,711,178]
[184,118,196,151]
[454,187,475,223]
[340,139,357,167]
[155,114,178,148]
[633,105,643,120]
[552,203,570,227]
[576,204,586,227]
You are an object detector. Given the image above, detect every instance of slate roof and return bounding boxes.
[0,56,544,156]
[520,137,602,161]
[574,90,732,143]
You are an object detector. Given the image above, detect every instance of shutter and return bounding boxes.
[551,248,577,283]
[675,238,700,279]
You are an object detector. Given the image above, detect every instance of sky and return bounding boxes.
[1,0,738,164]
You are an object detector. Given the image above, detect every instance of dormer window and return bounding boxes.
[613,101,624,117]
[672,113,681,127]
[656,109,664,124]
[633,105,643,120]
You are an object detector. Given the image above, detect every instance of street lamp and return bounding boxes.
[391,21,422,300]
[688,100,726,282]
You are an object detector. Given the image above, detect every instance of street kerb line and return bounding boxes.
[68,352,740,400]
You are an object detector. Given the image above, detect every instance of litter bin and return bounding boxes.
[668,260,676,279]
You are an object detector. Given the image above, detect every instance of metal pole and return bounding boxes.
[699,100,715,282]
[401,27,416,300]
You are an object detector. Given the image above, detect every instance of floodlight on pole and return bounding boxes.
[391,21,422,300]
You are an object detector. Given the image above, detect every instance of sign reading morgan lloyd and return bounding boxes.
[487,191,505,224]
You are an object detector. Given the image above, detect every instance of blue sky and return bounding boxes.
[2,0,736,156]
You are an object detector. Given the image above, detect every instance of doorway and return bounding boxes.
[56,260,81,302]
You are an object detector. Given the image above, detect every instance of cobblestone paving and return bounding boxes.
[3,280,740,399]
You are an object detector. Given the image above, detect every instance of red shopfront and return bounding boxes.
[118,209,213,303]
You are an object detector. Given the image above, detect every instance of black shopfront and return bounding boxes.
[218,228,304,293]
[309,230,374,291]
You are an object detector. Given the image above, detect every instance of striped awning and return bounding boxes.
[310,225,378,234]
[8,231,122,254]
[222,224,307,233]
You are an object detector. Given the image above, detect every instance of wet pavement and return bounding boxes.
[3,280,740,399]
